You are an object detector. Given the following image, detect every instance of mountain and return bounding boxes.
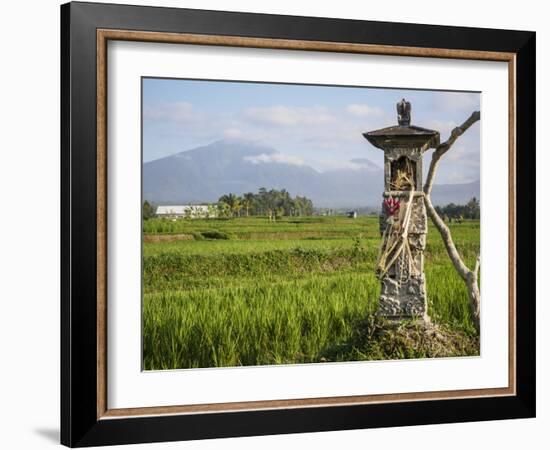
[349,158,381,171]
[144,139,324,204]
[430,180,481,206]
[143,139,479,208]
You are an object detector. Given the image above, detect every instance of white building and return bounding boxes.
[155,204,215,219]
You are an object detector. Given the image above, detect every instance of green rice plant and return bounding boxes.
[143,273,379,369]
[142,216,480,370]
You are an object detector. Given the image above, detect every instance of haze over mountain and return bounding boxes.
[143,139,480,208]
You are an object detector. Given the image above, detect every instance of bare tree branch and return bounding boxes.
[423,111,480,196]
[474,255,481,276]
[423,110,481,332]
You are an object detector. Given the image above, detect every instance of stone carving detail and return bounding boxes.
[397,98,411,126]
[379,275,427,318]
[378,284,427,319]
[384,147,423,162]
[408,233,426,250]
[381,277,400,296]
[408,198,427,234]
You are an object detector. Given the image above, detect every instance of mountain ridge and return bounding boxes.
[143,139,479,207]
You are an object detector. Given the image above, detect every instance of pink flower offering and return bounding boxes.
[383,197,400,216]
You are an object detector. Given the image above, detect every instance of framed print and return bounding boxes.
[60,1,536,447]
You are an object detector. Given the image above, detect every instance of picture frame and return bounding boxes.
[60,1,535,447]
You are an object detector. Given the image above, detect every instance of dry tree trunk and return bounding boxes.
[423,111,481,333]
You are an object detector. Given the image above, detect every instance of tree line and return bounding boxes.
[142,188,314,220]
[434,197,480,222]
[218,188,314,219]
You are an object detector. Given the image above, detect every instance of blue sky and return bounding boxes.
[143,78,480,184]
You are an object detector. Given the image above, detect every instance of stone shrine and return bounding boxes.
[363,99,440,322]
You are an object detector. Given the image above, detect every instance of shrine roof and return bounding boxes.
[363,124,440,150]
[364,124,439,137]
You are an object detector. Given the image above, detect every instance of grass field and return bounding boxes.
[142,216,480,370]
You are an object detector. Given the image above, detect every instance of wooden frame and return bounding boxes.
[61,1,535,447]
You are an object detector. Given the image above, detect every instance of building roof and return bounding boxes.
[156,205,210,215]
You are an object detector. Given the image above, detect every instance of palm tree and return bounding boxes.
[207,204,217,218]
[242,192,255,217]
[218,193,241,217]
[217,201,230,218]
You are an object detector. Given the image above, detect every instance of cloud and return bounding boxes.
[314,158,380,172]
[349,158,380,170]
[244,152,306,166]
[423,140,480,185]
[345,104,383,117]
[424,119,480,151]
[432,92,480,113]
[445,171,476,183]
[143,101,196,122]
[425,119,458,138]
[143,93,479,185]
[446,144,479,163]
[243,106,335,127]
[222,128,244,139]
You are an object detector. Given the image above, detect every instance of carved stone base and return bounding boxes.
[377,274,429,322]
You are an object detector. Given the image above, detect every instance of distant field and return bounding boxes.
[142,216,480,370]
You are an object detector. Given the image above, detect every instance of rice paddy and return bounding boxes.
[142,216,480,370]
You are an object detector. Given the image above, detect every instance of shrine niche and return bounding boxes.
[390,156,417,191]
